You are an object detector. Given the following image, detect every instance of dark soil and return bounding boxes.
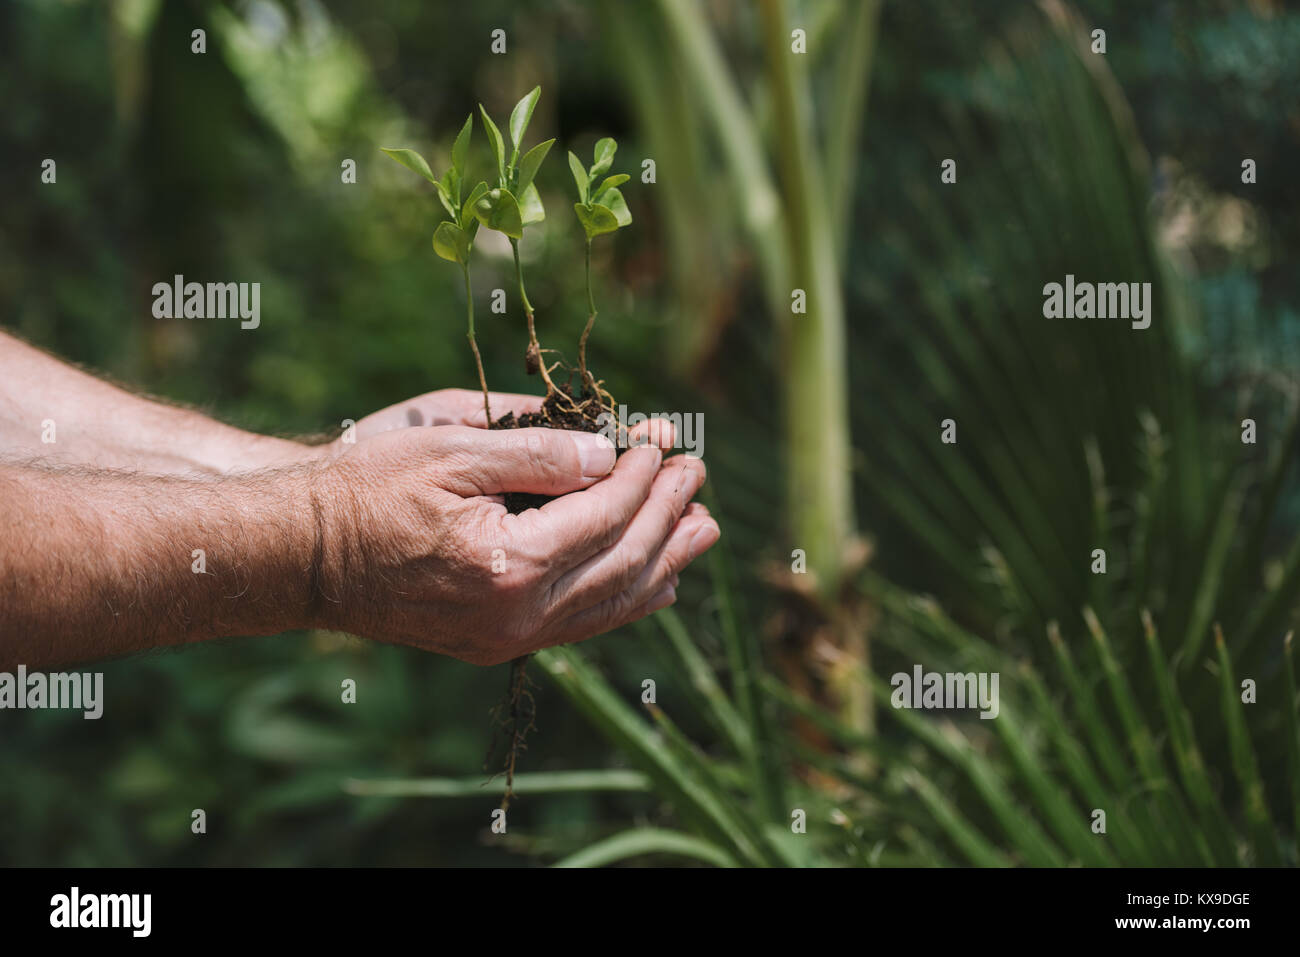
[490,383,619,513]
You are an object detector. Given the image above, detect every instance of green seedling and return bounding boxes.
[380,89,639,810]
[474,87,563,400]
[569,138,632,400]
[380,117,494,423]
[383,87,632,428]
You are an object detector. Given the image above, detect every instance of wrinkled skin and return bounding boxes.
[311,389,718,664]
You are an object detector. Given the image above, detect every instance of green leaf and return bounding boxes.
[344,770,650,798]
[902,769,1014,867]
[460,181,490,230]
[1086,609,1215,865]
[598,187,632,228]
[518,182,545,225]
[1141,612,1236,863]
[509,85,541,149]
[537,645,770,866]
[451,114,473,178]
[1215,626,1281,865]
[868,668,1066,866]
[474,187,523,239]
[568,150,589,204]
[645,609,750,757]
[1284,632,1300,842]
[593,173,629,198]
[553,828,738,869]
[432,221,469,264]
[380,147,438,185]
[515,138,554,194]
[478,105,506,184]
[591,136,618,177]
[574,202,619,239]
[1178,479,1245,667]
[433,179,457,220]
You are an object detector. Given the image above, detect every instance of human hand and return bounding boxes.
[309,420,717,664]
[342,388,545,441]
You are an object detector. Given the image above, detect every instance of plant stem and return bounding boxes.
[462,264,491,424]
[511,238,560,396]
[578,239,597,394]
[759,0,866,738]
[759,0,855,602]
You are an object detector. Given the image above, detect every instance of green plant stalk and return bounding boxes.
[462,264,491,424]
[759,0,855,603]
[758,0,864,747]
[578,238,597,393]
[511,237,560,397]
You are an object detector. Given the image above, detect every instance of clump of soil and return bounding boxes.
[490,383,618,514]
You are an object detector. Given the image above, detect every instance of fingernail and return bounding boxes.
[572,431,616,479]
[646,584,676,614]
[688,520,720,560]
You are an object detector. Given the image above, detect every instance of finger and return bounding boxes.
[456,391,546,429]
[623,416,677,450]
[623,509,719,603]
[518,444,663,564]
[537,512,718,650]
[526,583,679,657]
[536,573,674,653]
[431,425,616,497]
[547,455,707,615]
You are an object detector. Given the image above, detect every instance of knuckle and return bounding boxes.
[623,542,653,581]
[603,590,636,628]
[488,562,534,597]
[522,429,547,458]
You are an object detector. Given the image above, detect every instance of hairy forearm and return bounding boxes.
[0,330,316,474]
[0,461,319,669]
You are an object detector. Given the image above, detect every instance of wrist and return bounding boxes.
[231,434,333,473]
[298,454,367,636]
[169,467,324,641]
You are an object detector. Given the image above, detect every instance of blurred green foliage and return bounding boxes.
[2,0,1298,866]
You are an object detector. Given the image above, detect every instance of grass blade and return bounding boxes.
[644,607,751,757]
[552,828,738,868]
[1214,625,1281,865]
[342,770,650,798]
[537,645,768,866]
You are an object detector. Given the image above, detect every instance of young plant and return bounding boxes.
[569,138,632,400]
[473,87,562,399]
[380,119,493,422]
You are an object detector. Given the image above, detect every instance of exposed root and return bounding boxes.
[486,654,537,813]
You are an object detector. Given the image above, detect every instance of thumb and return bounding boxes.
[431,425,616,497]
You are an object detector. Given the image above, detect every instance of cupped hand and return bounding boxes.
[309,414,717,665]
[344,388,545,441]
